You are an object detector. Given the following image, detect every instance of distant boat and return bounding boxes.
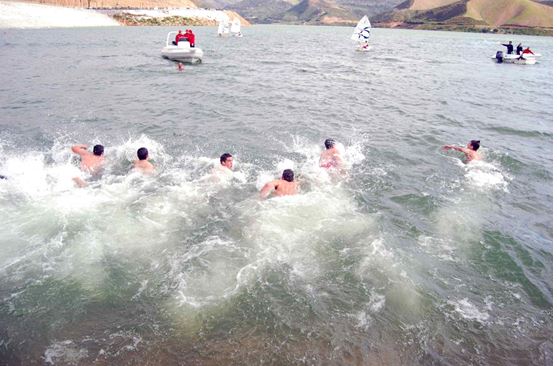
[492,49,540,65]
[230,18,242,37]
[218,17,230,37]
[351,15,371,52]
[161,31,203,64]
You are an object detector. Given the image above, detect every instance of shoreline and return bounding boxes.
[0,1,246,28]
[0,0,551,36]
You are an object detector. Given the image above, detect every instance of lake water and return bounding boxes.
[0,25,552,365]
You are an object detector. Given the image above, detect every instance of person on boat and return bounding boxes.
[522,47,534,55]
[501,41,513,54]
[185,29,195,48]
[442,140,481,162]
[71,143,105,187]
[515,43,523,55]
[133,147,154,174]
[319,138,343,169]
[260,169,298,198]
[361,41,369,50]
[174,30,184,45]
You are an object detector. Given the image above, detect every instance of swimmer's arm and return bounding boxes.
[71,144,89,155]
[260,180,278,199]
[442,145,465,153]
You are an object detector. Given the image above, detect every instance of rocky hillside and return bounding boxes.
[194,0,405,25]
[373,0,553,35]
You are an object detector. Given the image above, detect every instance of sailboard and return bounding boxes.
[351,15,371,51]
[230,18,242,36]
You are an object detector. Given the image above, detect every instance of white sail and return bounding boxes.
[230,18,241,35]
[217,14,230,36]
[217,20,226,35]
[351,15,371,42]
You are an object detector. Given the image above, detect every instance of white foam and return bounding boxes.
[448,298,490,323]
[44,340,88,365]
[445,157,509,192]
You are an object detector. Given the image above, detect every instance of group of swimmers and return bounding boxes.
[70,143,153,188]
[63,137,480,197]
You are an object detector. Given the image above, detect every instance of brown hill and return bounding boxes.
[374,0,552,34]
[466,0,552,27]
[281,0,356,24]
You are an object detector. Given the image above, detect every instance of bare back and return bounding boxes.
[320,148,342,168]
[134,160,155,174]
[79,154,104,174]
[260,179,298,198]
[72,145,104,174]
[274,180,297,196]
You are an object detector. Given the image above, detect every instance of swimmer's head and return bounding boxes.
[469,140,480,151]
[220,153,233,169]
[282,169,294,182]
[324,139,335,149]
[137,147,148,160]
[93,145,104,156]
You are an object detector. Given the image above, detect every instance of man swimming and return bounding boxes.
[71,144,105,187]
[260,169,298,198]
[218,153,233,171]
[443,140,481,162]
[319,138,343,169]
[133,147,155,174]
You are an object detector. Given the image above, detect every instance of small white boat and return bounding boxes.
[217,17,230,37]
[351,15,371,51]
[161,31,203,64]
[492,51,537,65]
[230,18,242,37]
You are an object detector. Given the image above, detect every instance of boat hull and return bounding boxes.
[492,54,536,65]
[161,46,203,63]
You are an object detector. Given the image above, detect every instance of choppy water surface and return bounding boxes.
[0,25,552,365]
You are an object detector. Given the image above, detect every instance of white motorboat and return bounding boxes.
[492,51,539,65]
[161,31,203,64]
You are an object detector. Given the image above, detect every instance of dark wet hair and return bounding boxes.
[324,138,335,149]
[220,153,232,164]
[93,145,104,156]
[282,169,294,182]
[470,140,480,151]
[137,147,148,160]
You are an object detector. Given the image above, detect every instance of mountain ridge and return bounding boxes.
[13,0,552,34]
[372,0,552,35]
